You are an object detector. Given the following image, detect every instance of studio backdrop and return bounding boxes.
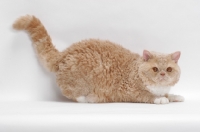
[0,0,199,101]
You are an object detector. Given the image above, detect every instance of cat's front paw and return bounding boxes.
[154,97,169,104]
[167,94,184,102]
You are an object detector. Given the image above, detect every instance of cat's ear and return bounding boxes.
[143,50,152,61]
[171,51,181,63]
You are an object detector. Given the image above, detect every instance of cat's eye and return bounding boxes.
[167,67,172,72]
[152,67,158,72]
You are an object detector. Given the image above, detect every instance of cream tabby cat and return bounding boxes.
[13,15,184,104]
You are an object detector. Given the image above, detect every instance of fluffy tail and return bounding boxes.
[13,15,60,72]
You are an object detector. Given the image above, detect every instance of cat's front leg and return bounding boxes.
[153,97,169,104]
[166,94,184,102]
[134,90,169,104]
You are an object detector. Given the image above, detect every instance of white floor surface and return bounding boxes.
[1,101,200,132]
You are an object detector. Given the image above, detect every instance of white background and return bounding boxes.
[1,0,200,101]
[1,0,200,132]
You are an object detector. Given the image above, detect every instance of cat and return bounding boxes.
[13,15,184,104]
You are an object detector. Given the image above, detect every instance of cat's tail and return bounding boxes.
[13,15,60,72]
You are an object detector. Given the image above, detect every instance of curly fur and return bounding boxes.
[13,15,184,104]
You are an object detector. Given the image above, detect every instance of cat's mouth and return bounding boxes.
[152,78,167,85]
[156,77,168,82]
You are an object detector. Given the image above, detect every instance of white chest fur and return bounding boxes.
[146,86,171,96]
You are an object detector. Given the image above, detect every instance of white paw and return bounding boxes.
[154,97,169,104]
[76,96,88,103]
[168,95,184,102]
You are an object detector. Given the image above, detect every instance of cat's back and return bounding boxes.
[59,39,139,74]
[63,39,137,60]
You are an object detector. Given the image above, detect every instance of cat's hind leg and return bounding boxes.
[76,94,99,103]
[76,96,88,103]
[76,94,106,103]
[86,94,100,103]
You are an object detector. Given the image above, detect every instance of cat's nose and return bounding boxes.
[160,72,165,76]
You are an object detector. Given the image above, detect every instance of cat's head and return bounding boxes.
[138,50,181,87]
